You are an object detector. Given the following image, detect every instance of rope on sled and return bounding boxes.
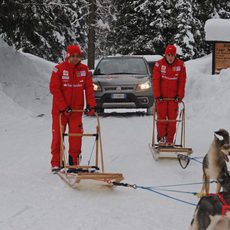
[112,180,218,207]
[136,185,197,206]
[177,154,203,169]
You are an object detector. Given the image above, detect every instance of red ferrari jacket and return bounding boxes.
[152,57,186,99]
[49,60,96,115]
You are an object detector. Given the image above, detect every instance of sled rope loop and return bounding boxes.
[177,154,203,169]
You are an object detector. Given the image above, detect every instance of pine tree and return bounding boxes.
[109,0,177,56]
[149,0,177,54]
[94,0,116,57]
[0,0,87,62]
[173,0,196,59]
[108,0,139,55]
[1,0,230,61]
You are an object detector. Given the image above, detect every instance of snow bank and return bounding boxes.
[184,55,230,150]
[205,19,230,41]
[0,39,54,115]
[186,54,230,122]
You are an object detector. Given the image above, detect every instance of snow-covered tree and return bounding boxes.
[94,0,116,57]
[173,0,196,59]
[1,0,230,61]
[0,0,87,62]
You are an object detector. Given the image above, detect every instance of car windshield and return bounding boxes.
[94,58,148,75]
[148,62,155,75]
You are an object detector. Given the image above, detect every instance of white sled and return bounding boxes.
[57,110,124,188]
[149,98,193,161]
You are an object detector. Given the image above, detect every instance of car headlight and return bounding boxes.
[93,83,102,92]
[136,81,151,91]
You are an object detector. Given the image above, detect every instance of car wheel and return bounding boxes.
[96,107,104,114]
[146,106,153,115]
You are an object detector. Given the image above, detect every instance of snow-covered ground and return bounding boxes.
[0,40,230,230]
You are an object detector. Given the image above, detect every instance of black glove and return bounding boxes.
[84,106,95,116]
[174,97,182,102]
[156,97,163,102]
[63,107,72,116]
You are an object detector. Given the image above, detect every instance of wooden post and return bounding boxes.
[152,103,156,146]
[59,114,66,167]
[87,0,96,70]
[182,105,186,147]
[96,113,105,173]
[180,109,184,147]
[212,42,215,75]
[95,125,99,167]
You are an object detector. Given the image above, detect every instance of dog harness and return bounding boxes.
[208,193,230,218]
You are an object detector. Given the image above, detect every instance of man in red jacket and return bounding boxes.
[152,44,186,145]
[49,44,96,172]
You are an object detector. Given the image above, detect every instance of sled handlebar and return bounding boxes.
[155,97,183,101]
[61,109,98,115]
[155,98,185,107]
[71,109,93,113]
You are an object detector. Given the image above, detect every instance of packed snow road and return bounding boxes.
[0,108,229,230]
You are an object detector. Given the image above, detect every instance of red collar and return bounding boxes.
[64,60,81,69]
[163,56,177,66]
[208,193,230,218]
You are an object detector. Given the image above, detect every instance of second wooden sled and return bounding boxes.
[149,98,193,161]
[57,110,124,188]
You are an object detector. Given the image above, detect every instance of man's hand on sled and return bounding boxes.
[63,107,72,116]
[85,106,95,116]
[155,97,163,102]
[174,97,182,102]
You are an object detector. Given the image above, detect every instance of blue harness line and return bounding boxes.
[113,181,218,207]
[148,180,216,189]
[136,185,197,206]
[152,188,197,195]
[189,157,203,164]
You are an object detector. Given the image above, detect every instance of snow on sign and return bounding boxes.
[205,19,230,74]
[205,19,230,41]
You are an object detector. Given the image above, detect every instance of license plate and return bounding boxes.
[111,94,126,99]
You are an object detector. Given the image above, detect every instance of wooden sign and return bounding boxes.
[213,42,230,74]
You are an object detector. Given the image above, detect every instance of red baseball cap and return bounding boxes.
[165,44,177,56]
[66,44,82,57]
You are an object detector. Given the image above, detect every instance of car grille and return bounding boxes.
[104,86,134,91]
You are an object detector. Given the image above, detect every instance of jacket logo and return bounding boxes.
[80,71,86,77]
[162,76,178,80]
[161,65,166,71]
[63,83,83,87]
[63,70,68,75]
[161,65,166,73]
[173,66,181,72]
[53,67,58,73]
[62,75,69,80]
[76,71,86,77]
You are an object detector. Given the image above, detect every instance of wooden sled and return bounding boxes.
[57,110,124,188]
[149,98,193,161]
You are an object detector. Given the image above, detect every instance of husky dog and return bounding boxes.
[200,129,230,196]
[190,174,230,230]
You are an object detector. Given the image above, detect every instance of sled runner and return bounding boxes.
[57,110,124,188]
[149,98,193,161]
